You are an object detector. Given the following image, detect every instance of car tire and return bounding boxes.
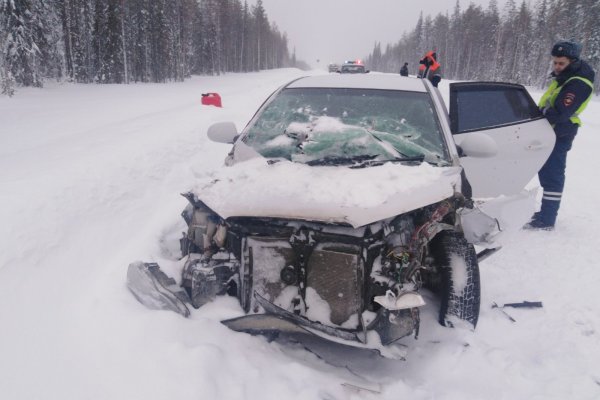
[430,230,480,329]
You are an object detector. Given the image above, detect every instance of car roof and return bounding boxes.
[286,74,427,92]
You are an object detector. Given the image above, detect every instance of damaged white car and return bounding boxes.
[127,74,554,357]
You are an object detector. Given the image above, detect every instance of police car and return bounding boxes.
[339,59,368,74]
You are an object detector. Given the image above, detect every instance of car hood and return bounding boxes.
[190,158,462,228]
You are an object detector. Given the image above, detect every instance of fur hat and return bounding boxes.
[551,40,582,60]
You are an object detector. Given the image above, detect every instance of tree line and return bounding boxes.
[1,0,296,95]
[366,0,600,93]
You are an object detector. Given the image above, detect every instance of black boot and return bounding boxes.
[528,211,543,222]
[523,218,555,231]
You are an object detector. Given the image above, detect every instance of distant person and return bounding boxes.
[418,51,441,80]
[400,62,409,76]
[524,40,595,230]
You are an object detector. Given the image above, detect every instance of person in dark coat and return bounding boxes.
[524,40,595,230]
[400,62,409,76]
[430,74,442,88]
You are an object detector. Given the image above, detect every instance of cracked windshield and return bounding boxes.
[243,87,449,166]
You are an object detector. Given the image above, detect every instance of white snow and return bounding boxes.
[287,115,350,134]
[449,254,469,294]
[1,69,600,399]
[304,287,334,325]
[190,157,460,227]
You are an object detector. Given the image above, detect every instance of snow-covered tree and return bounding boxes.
[1,0,292,92]
[1,0,60,87]
[367,0,599,93]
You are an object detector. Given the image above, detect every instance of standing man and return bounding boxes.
[400,62,409,76]
[418,51,440,79]
[524,40,595,230]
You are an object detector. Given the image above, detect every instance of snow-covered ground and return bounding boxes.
[1,69,599,400]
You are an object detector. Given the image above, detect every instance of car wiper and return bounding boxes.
[305,154,379,166]
[350,155,425,168]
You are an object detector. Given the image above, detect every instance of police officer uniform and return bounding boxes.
[525,41,595,230]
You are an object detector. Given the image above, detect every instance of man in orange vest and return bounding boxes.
[418,51,441,87]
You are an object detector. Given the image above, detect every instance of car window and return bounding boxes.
[450,85,542,134]
[243,88,449,165]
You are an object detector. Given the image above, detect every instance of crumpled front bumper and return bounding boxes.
[222,292,417,347]
[222,312,401,366]
[127,262,418,359]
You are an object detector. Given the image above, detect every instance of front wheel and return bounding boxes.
[430,231,481,329]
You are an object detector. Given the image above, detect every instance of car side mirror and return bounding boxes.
[458,134,498,158]
[207,121,238,144]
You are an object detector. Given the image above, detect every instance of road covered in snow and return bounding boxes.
[1,69,599,399]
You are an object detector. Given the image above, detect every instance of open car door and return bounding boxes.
[449,82,555,198]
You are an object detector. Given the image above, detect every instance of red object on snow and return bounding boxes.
[201,92,222,107]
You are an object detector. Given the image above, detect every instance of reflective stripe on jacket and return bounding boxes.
[539,76,594,126]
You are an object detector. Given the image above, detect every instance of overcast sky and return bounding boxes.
[251,0,507,69]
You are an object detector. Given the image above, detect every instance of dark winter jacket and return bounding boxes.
[543,59,595,138]
[400,64,409,76]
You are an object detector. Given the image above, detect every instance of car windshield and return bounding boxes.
[243,87,450,166]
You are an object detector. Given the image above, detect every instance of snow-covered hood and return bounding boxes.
[190,158,462,228]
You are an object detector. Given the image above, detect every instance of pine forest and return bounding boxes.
[0,0,293,95]
[2,0,599,95]
[366,0,600,93]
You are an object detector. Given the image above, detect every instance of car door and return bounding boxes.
[449,82,555,198]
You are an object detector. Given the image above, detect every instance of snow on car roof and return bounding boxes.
[287,74,427,92]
